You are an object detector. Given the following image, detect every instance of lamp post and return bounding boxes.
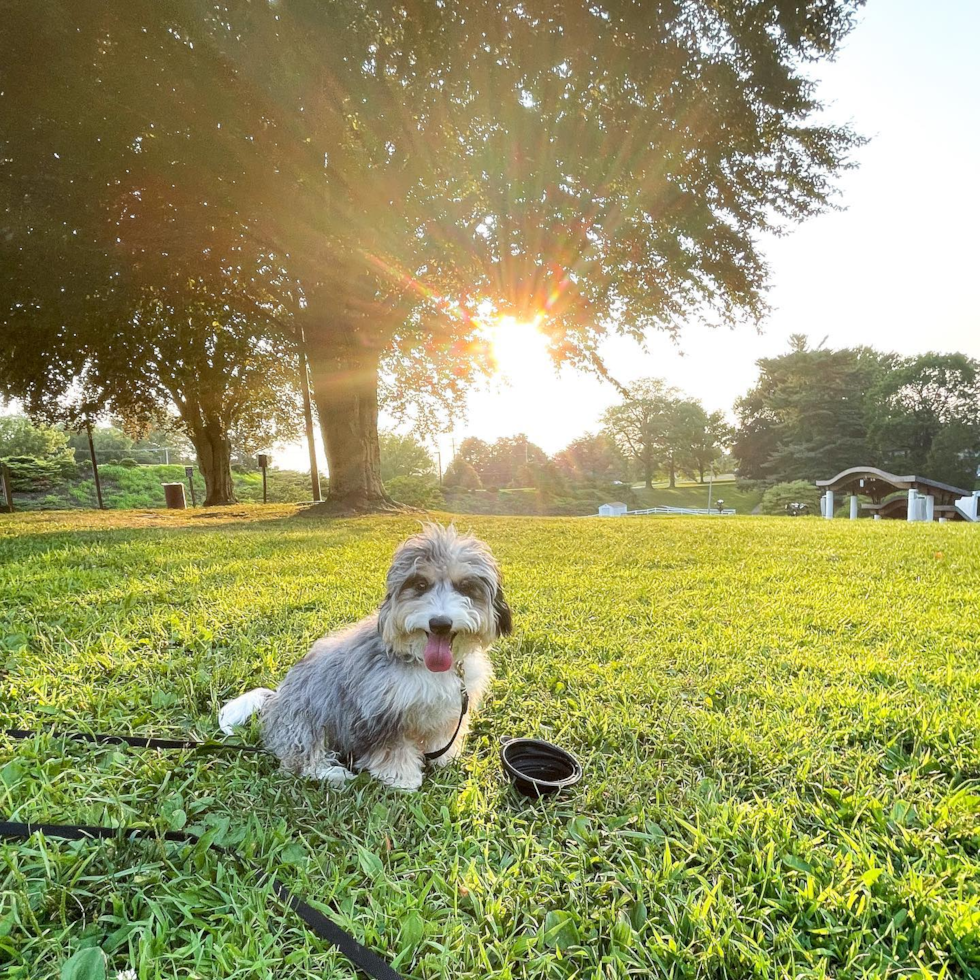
[85,420,105,510]
[258,453,270,503]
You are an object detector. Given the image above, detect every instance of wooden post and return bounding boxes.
[86,420,105,510]
[1,462,14,513]
[258,453,270,503]
[185,466,197,507]
[298,328,322,502]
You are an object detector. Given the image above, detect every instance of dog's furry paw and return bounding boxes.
[304,762,357,788]
[378,770,424,792]
[218,688,273,735]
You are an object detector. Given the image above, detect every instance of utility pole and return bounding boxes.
[86,420,105,510]
[297,326,322,502]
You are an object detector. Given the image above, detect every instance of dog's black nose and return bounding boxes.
[428,616,453,636]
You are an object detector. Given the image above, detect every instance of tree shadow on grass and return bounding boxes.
[0,508,410,557]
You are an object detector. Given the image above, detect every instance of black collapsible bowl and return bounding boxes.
[500,738,582,797]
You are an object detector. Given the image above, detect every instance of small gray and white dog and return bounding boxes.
[218,524,512,791]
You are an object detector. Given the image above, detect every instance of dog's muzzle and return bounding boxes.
[423,616,456,672]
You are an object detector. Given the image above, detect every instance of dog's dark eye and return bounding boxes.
[456,578,481,599]
[413,578,429,594]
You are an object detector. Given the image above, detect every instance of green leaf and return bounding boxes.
[861,867,884,887]
[611,913,634,946]
[567,816,593,844]
[0,759,24,788]
[357,846,384,879]
[61,948,106,980]
[630,900,648,930]
[542,911,579,951]
[398,911,424,950]
[889,801,919,827]
[782,854,813,875]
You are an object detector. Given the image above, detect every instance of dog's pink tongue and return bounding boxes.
[423,634,454,672]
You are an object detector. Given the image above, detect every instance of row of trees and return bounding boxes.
[436,378,729,490]
[734,337,980,491]
[0,1,864,508]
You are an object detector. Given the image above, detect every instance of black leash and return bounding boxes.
[2,688,470,978]
[424,689,470,762]
[340,686,469,771]
[2,728,266,753]
[5,685,467,764]
[0,818,403,980]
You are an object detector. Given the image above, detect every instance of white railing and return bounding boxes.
[954,492,979,523]
[586,505,736,517]
[627,506,735,516]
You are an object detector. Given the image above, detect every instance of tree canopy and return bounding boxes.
[601,378,727,487]
[733,341,980,489]
[0,416,70,460]
[379,431,436,483]
[553,433,627,484]
[1,0,866,510]
[733,341,882,483]
[868,352,980,489]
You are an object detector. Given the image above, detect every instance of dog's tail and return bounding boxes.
[218,687,274,735]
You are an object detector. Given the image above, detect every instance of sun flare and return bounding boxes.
[485,314,550,382]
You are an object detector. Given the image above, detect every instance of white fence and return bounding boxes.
[590,505,736,518]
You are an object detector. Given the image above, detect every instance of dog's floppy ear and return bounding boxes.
[492,584,513,637]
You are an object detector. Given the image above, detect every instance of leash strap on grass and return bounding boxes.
[2,715,466,977]
[0,819,404,980]
[3,728,266,753]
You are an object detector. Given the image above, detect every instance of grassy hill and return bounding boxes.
[7,463,322,510]
[2,508,979,978]
[630,478,762,514]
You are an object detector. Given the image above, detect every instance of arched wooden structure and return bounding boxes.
[815,466,977,521]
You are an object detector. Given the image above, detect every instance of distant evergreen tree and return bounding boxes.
[733,340,883,483]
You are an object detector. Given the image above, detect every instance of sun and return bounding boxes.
[485,314,551,382]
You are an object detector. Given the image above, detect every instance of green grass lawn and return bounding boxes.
[630,479,763,514]
[2,508,980,979]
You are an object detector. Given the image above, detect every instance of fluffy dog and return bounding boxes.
[218,524,511,790]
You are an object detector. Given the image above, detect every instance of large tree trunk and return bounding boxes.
[190,421,236,506]
[305,341,398,513]
[668,457,676,489]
